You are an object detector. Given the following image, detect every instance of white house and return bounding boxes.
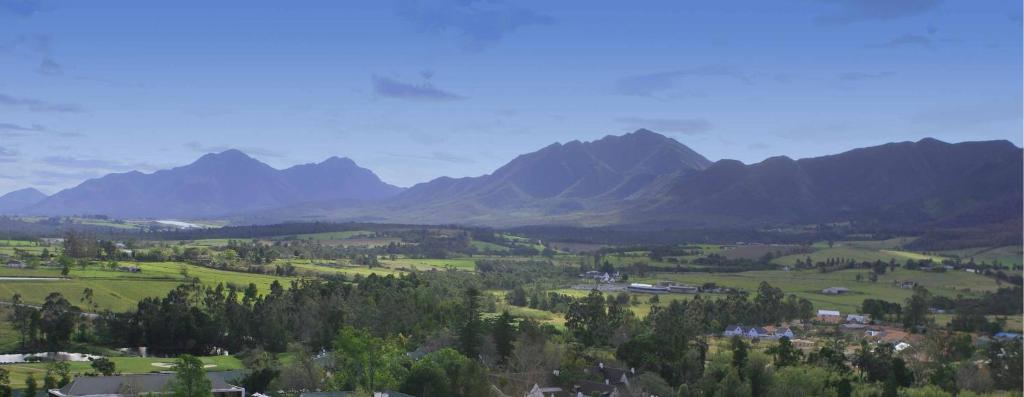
[724,325,745,337]
[774,327,795,339]
[846,314,870,324]
[746,327,770,339]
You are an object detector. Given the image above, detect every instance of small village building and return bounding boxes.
[817,309,842,323]
[588,363,632,387]
[668,284,699,294]
[627,283,668,294]
[898,281,917,289]
[846,314,870,324]
[994,332,1023,341]
[6,260,27,269]
[723,325,745,337]
[821,287,850,295]
[746,327,770,339]
[301,391,414,397]
[775,327,795,339]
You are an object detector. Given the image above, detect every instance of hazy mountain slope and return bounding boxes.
[27,150,402,218]
[387,129,710,210]
[0,188,47,213]
[628,138,1023,227]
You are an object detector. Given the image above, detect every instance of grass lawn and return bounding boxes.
[4,355,243,389]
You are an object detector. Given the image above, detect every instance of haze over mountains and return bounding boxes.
[4,130,1021,230]
[19,150,402,218]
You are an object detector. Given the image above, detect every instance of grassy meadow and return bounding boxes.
[3,355,243,388]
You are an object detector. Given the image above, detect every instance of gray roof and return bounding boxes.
[300,392,414,397]
[55,372,240,396]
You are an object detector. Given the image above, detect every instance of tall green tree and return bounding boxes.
[902,286,932,329]
[491,311,516,365]
[40,292,77,349]
[564,290,613,346]
[767,337,802,367]
[333,326,404,393]
[24,374,37,397]
[0,368,10,397]
[400,349,492,397]
[458,287,483,358]
[731,336,749,374]
[169,355,212,397]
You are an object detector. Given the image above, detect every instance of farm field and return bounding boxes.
[284,259,405,277]
[0,308,19,352]
[935,245,1024,267]
[636,268,1002,314]
[3,355,242,388]
[380,257,477,271]
[772,246,946,266]
[0,262,297,311]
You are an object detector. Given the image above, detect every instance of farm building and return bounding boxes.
[6,260,27,269]
[668,284,700,293]
[723,325,793,340]
[627,283,668,294]
[821,287,850,295]
[846,314,870,324]
[817,309,842,323]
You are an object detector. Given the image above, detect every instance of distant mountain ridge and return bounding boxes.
[625,137,1023,228]
[373,129,711,218]
[9,130,1022,232]
[25,150,402,218]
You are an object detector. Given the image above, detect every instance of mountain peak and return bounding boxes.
[0,187,48,213]
[204,149,253,161]
[189,149,266,170]
[4,187,45,197]
[320,156,357,167]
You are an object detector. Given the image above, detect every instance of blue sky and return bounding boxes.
[0,0,1020,194]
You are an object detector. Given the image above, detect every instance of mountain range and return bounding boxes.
[5,130,1022,230]
[20,150,402,218]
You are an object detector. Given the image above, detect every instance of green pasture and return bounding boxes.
[284,259,405,277]
[637,267,1002,314]
[279,230,374,240]
[4,355,242,389]
[470,240,509,252]
[934,246,1023,267]
[0,240,39,247]
[773,246,946,266]
[0,261,295,311]
[380,257,477,271]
